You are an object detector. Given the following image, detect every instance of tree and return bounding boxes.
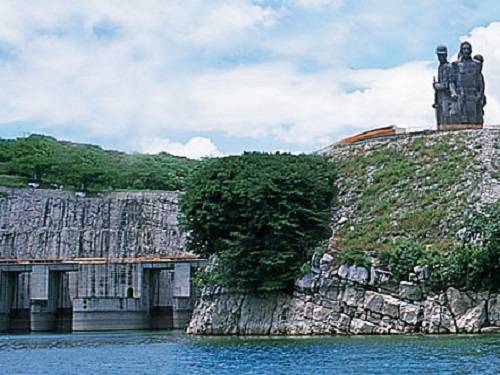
[181,152,336,293]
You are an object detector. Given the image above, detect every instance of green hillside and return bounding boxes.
[325,130,497,254]
[0,134,197,192]
[324,129,500,290]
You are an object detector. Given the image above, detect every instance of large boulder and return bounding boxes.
[422,298,454,333]
[341,285,365,307]
[338,264,370,285]
[319,253,334,272]
[381,295,401,319]
[363,291,384,314]
[446,287,473,317]
[487,294,500,325]
[295,273,317,293]
[350,318,376,334]
[369,267,392,286]
[455,302,487,333]
[399,281,423,301]
[400,302,422,326]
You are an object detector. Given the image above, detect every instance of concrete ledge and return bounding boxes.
[31,311,55,332]
[73,311,150,331]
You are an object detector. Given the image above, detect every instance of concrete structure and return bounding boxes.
[0,258,203,332]
[0,188,205,332]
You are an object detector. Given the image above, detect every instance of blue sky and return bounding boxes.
[1,0,500,158]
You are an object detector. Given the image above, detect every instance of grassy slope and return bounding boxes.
[329,131,486,255]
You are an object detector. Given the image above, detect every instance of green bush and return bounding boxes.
[386,240,428,281]
[448,203,500,290]
[340,247,371,269]
[181,152,336,293]
[382,203,500,291]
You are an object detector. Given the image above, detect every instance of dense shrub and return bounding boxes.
[340,247,371,269]
[382,203,500,291]
[181,152,336,293]
[383,240,427,281]
[448,203,500,290]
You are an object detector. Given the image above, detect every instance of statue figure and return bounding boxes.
[473,54,487,119]
[453,41,485,124]
[433,41,486,128]
[433,45,457,125]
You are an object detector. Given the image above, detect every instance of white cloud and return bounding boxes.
[189,2,279,47]
[139,136,223,159]
[0,1,279,136]
[294,0,345,9]
[0,2,500,154]
[188,61,435,144]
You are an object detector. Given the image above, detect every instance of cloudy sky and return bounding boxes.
[1,1,500,158]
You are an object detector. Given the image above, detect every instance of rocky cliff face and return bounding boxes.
[188,263,500,335]
[0,187,188,259]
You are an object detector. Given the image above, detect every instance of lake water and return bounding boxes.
[0,331,498,374]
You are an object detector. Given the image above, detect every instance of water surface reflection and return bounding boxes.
[0,331,498,374]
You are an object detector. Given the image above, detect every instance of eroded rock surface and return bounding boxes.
[188,265,500,335]
[0,187,189,259]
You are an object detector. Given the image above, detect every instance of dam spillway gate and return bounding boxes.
[0,257,204,332]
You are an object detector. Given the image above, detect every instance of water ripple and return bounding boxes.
[0,332,498,374]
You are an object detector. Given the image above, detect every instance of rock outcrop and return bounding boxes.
[0,187,188,259]
[188,265,500,335]
[188,129,500,335]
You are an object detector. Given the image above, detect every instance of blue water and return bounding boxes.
[0,331,498,374]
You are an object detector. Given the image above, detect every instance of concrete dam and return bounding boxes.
[0,187,204,332]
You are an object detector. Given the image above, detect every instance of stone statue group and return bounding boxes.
[433,41,485,126]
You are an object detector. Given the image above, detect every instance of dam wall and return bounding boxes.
[0,187,186,259]
[0,188,203,332]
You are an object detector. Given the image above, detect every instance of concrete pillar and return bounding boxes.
[0,271,13,332]
[173,263,193,329]
[30,265,57,332]
[149,270,174,329]
[54,273,73,332]
[173,297,193,329]
[72,264,150,331]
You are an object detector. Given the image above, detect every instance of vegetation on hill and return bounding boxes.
[330,131,499,291]
[181,152,336,292]
[333,133,483,257]
[380,202,500,291]
[0,134,197,192]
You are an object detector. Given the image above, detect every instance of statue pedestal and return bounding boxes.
[438,124,483,131]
